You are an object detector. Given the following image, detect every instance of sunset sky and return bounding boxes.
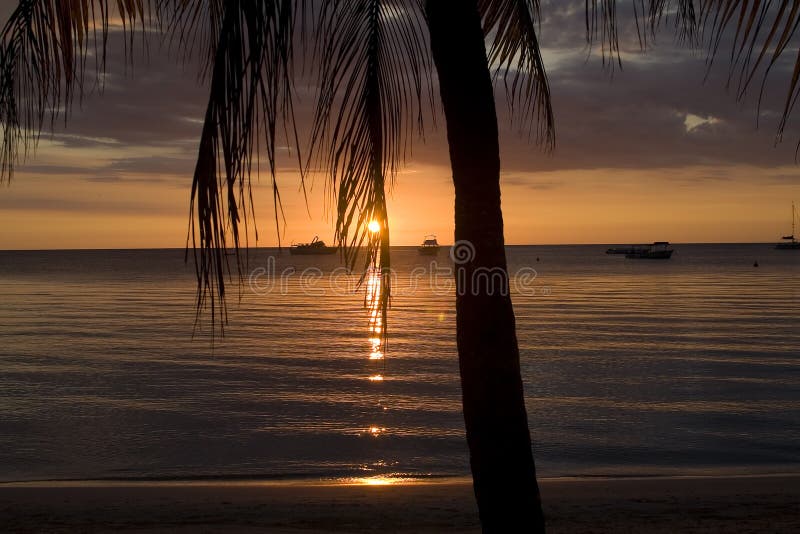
[1,1,798,249]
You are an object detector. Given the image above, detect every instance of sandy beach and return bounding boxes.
[1,474,798,532]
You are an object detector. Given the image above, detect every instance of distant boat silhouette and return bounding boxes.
[290,236,337,255]
[625,242,674,259]
[775,202,800,250]
[606,243,673,258]
[606,246,647,255]
[418,234,440,255]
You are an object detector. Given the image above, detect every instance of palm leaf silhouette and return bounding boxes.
[308,0,433,338]
[588,1,800,142]
[0,0,148,181]
[479,0,554,145]
[184,0,298,333]
[3,0,800,333]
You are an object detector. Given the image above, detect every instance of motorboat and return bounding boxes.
[290,236,337,255]
[418,235,440,255]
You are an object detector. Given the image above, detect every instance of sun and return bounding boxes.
[367,220,381,234]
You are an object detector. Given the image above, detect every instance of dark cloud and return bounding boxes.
[0,193,177,215]
[45,42,207,150]
[767,173,800,185]
[489,38,799,174]
[12,164,88,175]
[501,174,565,191]
[5,0,800,189]
[107,156,195,176]
[84,176,172,184]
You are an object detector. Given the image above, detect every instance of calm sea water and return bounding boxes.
[0,244,798,483]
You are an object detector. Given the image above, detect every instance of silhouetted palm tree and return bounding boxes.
[2,1,799,531]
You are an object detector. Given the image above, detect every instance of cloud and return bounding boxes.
[106,156,195,176]
[8,1,799,185]
[2,0,799,247]
[0,192,178,215]
[83,176,172,184]
[502,174,565,191]
[767,173,800,185]
[683,113,722,133]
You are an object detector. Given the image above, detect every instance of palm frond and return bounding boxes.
[586,1,697,65]
[309,0,434,342]
[587,1,800,145]
[156,0,225,76]
[0,0,304,337]
[637,0,698,46]
[478,0,555,146]
[585,0,623,67]
[186,0,299,334]
[696,0,800,142]
[0,0,150,183]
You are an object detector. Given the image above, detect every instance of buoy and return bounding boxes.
[753,261,759,268]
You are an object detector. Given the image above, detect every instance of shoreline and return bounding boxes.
[2,474,798,532]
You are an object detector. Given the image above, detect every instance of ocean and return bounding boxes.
[0,244,798,483]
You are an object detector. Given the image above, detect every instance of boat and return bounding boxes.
[625,241,674,259]
[775,202,800,250]
[289,236,337,255]
[606,246,648,255]
[418,235,440,255]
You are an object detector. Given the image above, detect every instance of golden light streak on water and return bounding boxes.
[363,477,392,485]
[339,475,420,486]
[369,339,384,360]
[2,246,800,482]
[365,263,389,464]
[365,266,385,366]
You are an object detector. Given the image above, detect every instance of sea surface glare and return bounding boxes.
[1,244,798,483]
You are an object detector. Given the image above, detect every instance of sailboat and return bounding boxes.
[775,202,800,250]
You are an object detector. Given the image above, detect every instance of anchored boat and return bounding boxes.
[418,235,440,255]
[625,242,674,259]
[775,202,800,250]
[607,246,647,255]
[289,236,337,255]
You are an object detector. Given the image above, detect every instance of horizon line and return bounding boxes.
[0,241,785,252]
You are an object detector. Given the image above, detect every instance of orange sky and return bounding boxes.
[2,155,797,249]
[1,1,799,249]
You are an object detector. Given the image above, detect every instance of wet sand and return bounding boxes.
[1,474,798,532]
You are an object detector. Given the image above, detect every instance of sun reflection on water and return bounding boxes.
[368,337,383,360]
[361,477,394,486]
[365,266,385,369]
[364,258,391,468]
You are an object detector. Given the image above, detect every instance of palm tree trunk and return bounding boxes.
[425,1,545,531]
